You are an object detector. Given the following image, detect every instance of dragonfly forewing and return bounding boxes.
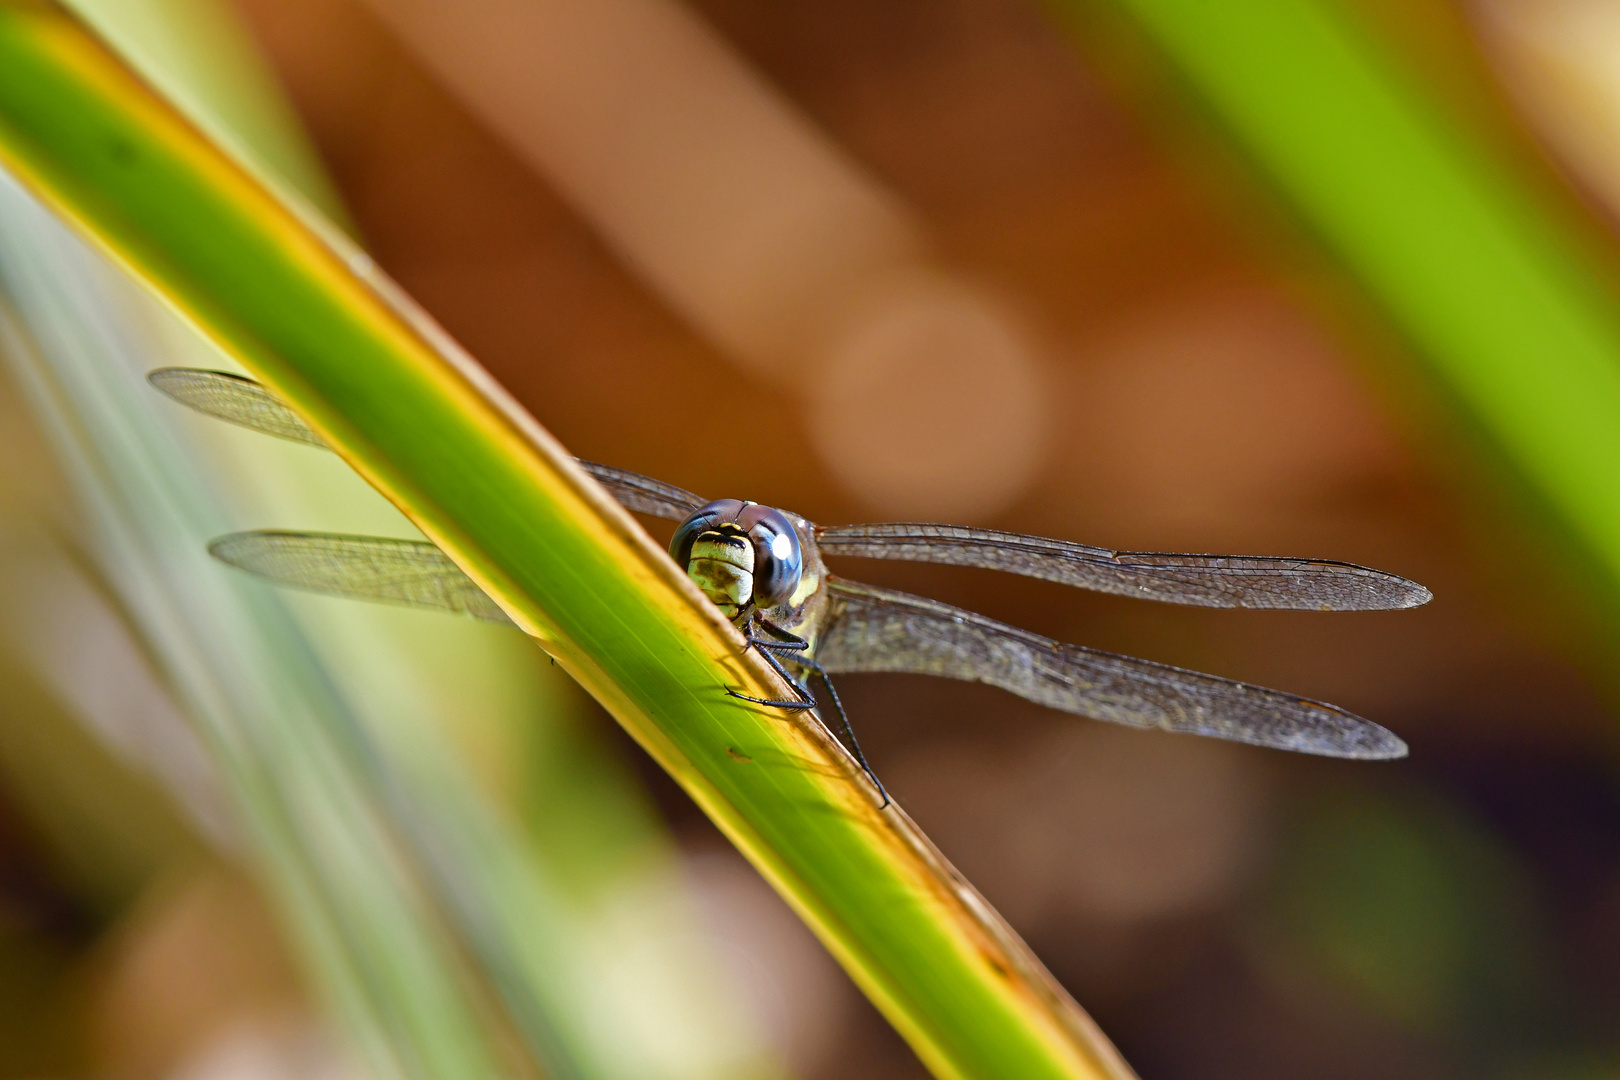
[150,367,329,447]
[149,367,706,519]
[209,531,516,625]
[817,523,1431,611]
[573,462,706,520]
[814,578,1407,759]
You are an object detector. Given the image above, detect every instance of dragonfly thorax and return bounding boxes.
[671,499,803,622]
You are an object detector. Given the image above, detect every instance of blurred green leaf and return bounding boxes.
[1082,0,1620,604]
[1264,789,1549,1038]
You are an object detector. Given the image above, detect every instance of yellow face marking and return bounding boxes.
[687,530,753,619]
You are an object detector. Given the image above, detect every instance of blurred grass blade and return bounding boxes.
[0,252,514,1080]
[0,189,782,1079]
[1081,0,1620,601]
[0,1,784,1078]
[1480,2,1620,234]
[0,3,1131,1078]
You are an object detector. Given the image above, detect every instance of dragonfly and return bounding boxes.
[150,367,1430,805]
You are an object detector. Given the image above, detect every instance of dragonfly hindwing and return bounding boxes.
[814,577,1406,760]
[209,531,515,626]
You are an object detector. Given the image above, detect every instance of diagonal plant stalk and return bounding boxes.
[0,2,785,1078]
[0,3,1133,1079]
[1077,0,1620,609]
[0,244,514,1080]
[0,210,782,1080]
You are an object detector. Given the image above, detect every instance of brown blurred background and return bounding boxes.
[10,0,1620,1077]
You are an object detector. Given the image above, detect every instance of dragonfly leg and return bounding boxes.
[728,622,817,708]
[749,640,816,701]
[744,618,809,658]
[747,632,808,652]
[735,617,890,806]
[726,688,816,709]
[755,616,809,647]
[745,628,810,654]
[738,614,815,697]
[776,653,889,808]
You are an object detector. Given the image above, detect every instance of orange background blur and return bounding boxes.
[8,1,1620,1078]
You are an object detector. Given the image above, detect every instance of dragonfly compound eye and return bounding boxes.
[737,504,803,608]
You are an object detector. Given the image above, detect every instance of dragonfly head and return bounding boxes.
[671,499,803,621]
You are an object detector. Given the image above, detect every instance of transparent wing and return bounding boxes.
[815,577,1406,759]
[209,531,516,626]
[572,461,706,520]
[150,366,327,446]
[816,523,1430,612]
[150,367,706,520]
